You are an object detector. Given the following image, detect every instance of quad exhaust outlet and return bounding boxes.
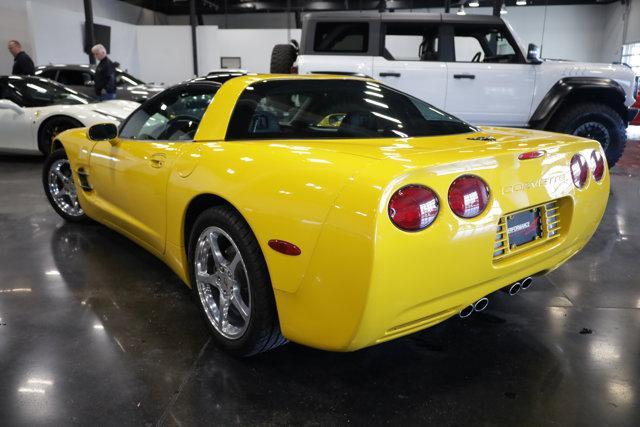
[459,297,490,318]
[504,282,522,296]
[459,277,534,318]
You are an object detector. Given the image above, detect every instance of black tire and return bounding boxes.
[270,44,297,73]
[42,149,89,223]
[38,117,83,156]
[188,206,286,356]
[547,102,627,167]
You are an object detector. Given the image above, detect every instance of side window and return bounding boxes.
[15,80,55,107]
[454,36,484,62]
[453,25,521,63]
[37,69,58,80]
[313,22,368,53]
[57,70,88,86]
[119,85,217,141]
[383,23,439,61]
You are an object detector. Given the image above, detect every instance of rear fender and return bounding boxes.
[530,77,627,128]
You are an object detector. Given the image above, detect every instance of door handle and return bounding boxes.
[453,74,476,79]
[149,153,166,168]
[379,72,401,77]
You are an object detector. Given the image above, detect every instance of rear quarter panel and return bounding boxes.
[164,139,379,295]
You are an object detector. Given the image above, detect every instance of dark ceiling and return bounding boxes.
[118,0,619,15]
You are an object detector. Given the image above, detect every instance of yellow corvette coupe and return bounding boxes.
[43,74,609,356]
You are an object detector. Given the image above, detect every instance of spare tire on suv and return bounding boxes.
[270,44,297,73]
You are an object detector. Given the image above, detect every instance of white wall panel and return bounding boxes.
[196,26,221,74]
[0,0,32,76]
[625,0,640,44]
[26,2,140,75]
[136,26,193,85]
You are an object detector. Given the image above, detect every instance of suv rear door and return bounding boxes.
[443,21,535,126]
[373,19,447,109]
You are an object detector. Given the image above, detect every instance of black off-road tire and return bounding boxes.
[188,206,286,356]
[38,116,83,156]
[270,44,297,73]
[547,102,626,167]
[42,149,90,223]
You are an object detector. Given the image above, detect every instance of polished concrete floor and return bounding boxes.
[1,136,640,426]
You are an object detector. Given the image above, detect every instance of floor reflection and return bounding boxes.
[0,150,639,425]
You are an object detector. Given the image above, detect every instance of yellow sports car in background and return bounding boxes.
[43,74,609,356]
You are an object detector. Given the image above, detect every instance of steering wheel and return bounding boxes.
[158,115,201,140]
[471,51,482,63]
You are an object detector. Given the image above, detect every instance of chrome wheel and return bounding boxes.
[194,226,251,340]
[573,121,611,151]
[47,159,83,217]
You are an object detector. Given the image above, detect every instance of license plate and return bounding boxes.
[507,209,542,247]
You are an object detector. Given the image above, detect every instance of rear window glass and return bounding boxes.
[314,22,369,53]
[226,80,476,140]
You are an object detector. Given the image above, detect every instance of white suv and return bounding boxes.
[271,12,638,167]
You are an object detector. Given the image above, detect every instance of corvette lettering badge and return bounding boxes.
[502,174,567,194]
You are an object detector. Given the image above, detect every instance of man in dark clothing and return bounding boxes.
[91,44,117,101]
[7,40,35,75]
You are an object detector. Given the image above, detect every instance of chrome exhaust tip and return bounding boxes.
[521,276,533,290]
[504,282,521,296]
[473,297,489,312]
[459,305,474,318]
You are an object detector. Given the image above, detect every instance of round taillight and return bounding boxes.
[570,154,589,188]
[448,175,490,218]
[388,185,439,231]
[591,150,605,182]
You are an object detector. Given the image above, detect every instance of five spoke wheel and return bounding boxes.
[47,158,83,218]
[195,226,251,340]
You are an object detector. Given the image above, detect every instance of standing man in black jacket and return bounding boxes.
[7,40,35,75]
[91,44,117,101]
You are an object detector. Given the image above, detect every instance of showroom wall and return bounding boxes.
[27,2,141,76]
[0,0,165,76]
[625,0,640,44]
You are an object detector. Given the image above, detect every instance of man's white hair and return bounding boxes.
[91,44,106,55]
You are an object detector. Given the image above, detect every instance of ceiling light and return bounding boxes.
[469,1,479,6]
[516,0,526,5]
[500,4,508,14]
[457,4,466,15]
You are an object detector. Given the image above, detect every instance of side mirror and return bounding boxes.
[88,123,118,142]
[0,99,24,114]
[527,43,542,64]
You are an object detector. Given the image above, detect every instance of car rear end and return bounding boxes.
[349,129,609,349]
[278,128,609,351]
